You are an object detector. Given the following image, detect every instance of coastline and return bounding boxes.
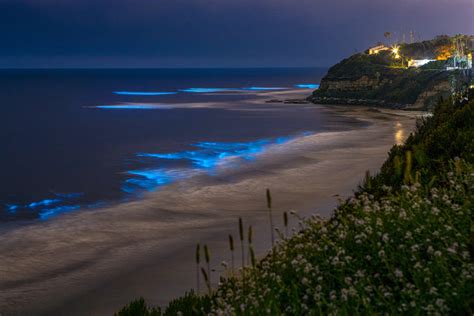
[0,93,423,316]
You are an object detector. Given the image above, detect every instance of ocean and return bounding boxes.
[0,68,361,222]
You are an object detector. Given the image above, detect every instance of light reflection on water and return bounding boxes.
[395,122,405,145]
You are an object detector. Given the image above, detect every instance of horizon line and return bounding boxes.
[0,65,330,70]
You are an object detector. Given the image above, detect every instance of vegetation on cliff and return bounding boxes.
[310,51,454,109]
[310,35,473,109]
[117,96,474,315]
[312,52,451,108]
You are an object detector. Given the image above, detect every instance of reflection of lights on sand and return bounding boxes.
[395,122,404,145]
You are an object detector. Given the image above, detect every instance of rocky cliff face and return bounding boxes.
[411,80,452,109]
[309,53,452,109]
[319,75,392,92]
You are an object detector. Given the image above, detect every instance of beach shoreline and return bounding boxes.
[0,93,423,315]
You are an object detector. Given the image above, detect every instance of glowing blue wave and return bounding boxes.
[27,199,61,208]
[138,139,272,169]
[244,87,287,91]
[122,169,188,193]
[39,205,81,221]
[179,88,238,93]
[296,84,320,89]
[180,87,288,93]
[3,192,84,220]
[93,104,170,110]
[6,204,19,213]
[114,91,177,96]
[124,132,312,193]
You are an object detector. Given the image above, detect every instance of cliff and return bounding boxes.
[308,35,472,109]
[309,53,453,109]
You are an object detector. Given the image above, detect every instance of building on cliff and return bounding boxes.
[408,59,436,68]
[368,45,390,55]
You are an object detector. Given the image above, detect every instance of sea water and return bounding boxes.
[0,68,353,222]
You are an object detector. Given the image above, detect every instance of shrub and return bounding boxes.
[115,298,161,316]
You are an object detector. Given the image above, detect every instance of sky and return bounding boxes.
[0,0,473,68]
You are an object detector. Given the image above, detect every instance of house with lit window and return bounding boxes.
[368,44,390,55]
[468,36,474,69]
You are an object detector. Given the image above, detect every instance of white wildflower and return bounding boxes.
[394,269,403,278]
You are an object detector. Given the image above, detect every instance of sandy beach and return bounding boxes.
[0,92,423,316]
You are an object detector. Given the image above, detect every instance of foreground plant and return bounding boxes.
[214,162,473,315]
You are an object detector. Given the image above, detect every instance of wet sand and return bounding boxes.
[0,92,423,315]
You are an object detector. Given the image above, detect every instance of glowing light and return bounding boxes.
[391,45,400,55]
[122,169,191,193]
[93,104,171,110]
[408,59,435,67]
[125,132,312,193]
[390,45,402,60]
[5,204,19,213]
[395,122,405,145]
[114,91,177,96]
[180,88,237,93]
[368,45,390,55]
[3,192,85,220]
[296,84,320,89]
[39,205,81,220]
[28,199,61,208]
[244,87,286,91]
[176,86,290,93]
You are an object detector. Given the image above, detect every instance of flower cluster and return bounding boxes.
[212,164,474,315]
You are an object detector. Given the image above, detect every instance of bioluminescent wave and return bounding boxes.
[39,205,81,220]
[2,132,312,220]
[114,91,177,96]
[4,193,84,220]
[180,87,288,93]
[27,199,61,209]
[124,132,312,193]
[180,88,239,93]
[122,169,196,193]
[296,84,320,89]
[92,104,172,110]
[5,204,19,212]
[244,87,287,91]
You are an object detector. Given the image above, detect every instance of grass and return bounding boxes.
[116,97,474,315]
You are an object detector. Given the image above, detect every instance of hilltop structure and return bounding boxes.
[368,44,390,55]
[309,34,473,109]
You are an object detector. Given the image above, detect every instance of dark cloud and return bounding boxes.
[0,0,473,67]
